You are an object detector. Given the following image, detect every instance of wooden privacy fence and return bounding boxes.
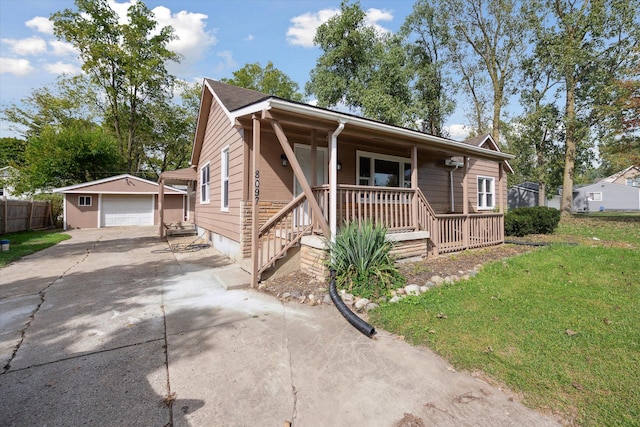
[0,200,53,235]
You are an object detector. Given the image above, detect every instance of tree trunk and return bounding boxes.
[560,74,577,217]
[539,182,546,206]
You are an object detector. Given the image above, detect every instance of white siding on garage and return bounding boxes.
[102,195,154,226]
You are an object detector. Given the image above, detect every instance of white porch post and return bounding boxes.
[329,121,345,241]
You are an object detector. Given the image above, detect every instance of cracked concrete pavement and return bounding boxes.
[0,227,561,426]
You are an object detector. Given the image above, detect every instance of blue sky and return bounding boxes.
[0,0,471,139]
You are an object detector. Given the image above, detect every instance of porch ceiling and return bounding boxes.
[236,108,513,162]
[159,167,197,185]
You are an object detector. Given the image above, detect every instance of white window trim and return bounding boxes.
[587,192,603,202]
[221,146,229,212]
[477,176,495,210]
[356,150,411,188]
[200,162,210,204]
[79,195,92,207]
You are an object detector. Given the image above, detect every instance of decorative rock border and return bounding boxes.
[264,263,483,311]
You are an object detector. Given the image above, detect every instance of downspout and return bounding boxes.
[329,121,346,242]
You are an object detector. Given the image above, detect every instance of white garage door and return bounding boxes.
[102,195,154,227]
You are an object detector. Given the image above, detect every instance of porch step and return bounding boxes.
[165,222,197,237]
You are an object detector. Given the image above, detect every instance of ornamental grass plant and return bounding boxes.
[326,221,405,299]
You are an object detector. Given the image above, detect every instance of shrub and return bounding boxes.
[505,206,561,236]
[33,193,64,228]
[326,221,405,299]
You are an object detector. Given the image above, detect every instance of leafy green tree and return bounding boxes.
[17,121,122,193]
[402,0,456,136]
[306,1,412,127]
[222,62,304,101]
[2,75,100,139]
[144,81,201,176]
[0,137,26,167]
[595,46,640,172]
[445,0,533,143]
[506,49,564,201]
[534,0,640,215]
[52,0,180,173]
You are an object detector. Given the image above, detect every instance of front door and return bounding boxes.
[294,144,327,226]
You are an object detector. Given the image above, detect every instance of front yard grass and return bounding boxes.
[0,230,70,268]
[370,217,640,426]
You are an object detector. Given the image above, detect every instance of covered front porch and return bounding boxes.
[248,109,509,286]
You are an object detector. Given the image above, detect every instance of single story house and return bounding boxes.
[572,181,640,212]
[159,80,514,286]
[54,174,186,230]
[601,165,640,187]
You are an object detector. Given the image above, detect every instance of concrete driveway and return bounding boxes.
[0,227,560,426]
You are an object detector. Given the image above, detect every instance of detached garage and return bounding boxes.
[54,174,186,230]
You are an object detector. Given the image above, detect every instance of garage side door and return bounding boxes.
[102,195,154,227]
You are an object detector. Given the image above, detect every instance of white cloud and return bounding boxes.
[25,16,54,34]
[445,124,472,141]
[245,34,254,42]
[286,8,339,47]
[152,6,216,65]
[2,36,47,56]
[44,61,82,75]
[364,8,393,34]
[287,7,394,48]
[0,57,35,76]
[214,50,236,73]
[107,0,135,25]
[49,40,80,57]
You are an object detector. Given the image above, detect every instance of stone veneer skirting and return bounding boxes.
[240,200,290,258]
[299,231,430,281]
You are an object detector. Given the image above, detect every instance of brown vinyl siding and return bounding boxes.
[195,99,245,242]
[156,194,184,224]
[66,194,98,229]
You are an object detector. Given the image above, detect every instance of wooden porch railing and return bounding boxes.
[256,185,505,275]
[313,184,418,232]
[257,193,315,276]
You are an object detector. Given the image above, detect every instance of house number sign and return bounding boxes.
[254,170,260,202]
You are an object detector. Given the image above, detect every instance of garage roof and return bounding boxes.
[53,174,186,195]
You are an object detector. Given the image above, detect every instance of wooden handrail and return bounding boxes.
[259,192,306,236]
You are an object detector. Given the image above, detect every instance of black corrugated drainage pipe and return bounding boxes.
[329,270,376,338]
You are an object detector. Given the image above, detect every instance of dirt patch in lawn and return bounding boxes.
[259,243,537,299]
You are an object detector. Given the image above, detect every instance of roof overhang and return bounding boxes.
[233,98,515,163]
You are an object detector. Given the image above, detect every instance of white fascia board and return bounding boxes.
[53,174,187,194]
[262,99,515,161]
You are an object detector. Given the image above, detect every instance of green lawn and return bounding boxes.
[370,216,640,426]
[0,230,71,268]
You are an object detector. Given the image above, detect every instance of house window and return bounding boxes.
[477,177,495,209]
[626,177,640,187]
[587,192,602,201]
[357,151,412,188]
[200,163,210,203]
[221,146,229,211]
[78,195,92,206]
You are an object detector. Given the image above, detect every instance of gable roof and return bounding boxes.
[191,80,516,168]
[601,165,640,183]
[53,174,186,195]
[461,134,514,173]
[205,79,271,112]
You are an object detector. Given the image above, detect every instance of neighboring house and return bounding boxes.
[0,166,19,200]
[508,182,542,209]
[572,181,640,212]
[158,80,514,286]
[601,165,640,187]
[54,174,186,230]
